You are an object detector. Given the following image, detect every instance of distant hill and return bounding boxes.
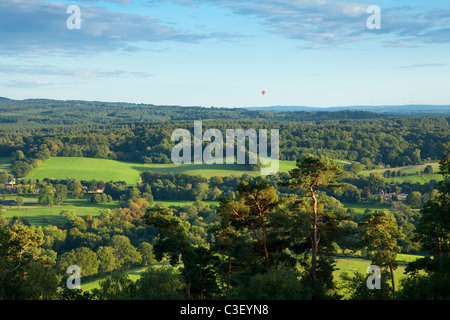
[0,97,384,126]
[245,105,450,115]
[0,97,448,126]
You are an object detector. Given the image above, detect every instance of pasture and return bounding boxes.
[23,156,356,186]
[360,162,442,183]
[24,157,302,184]
[1,195,120,226]
[0,157,11,173]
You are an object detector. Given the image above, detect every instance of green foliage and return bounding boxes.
[110,235,142,268]
[58,247,100,277]
[368,173,387,193]
[405,191,422,209]
[93,271,137,300]
[135,266,185,300]
[229,269,312,300]
[339,270,393,300]
[218,180,280,271]
[0,214,60,299]
[38,185,55,207]
[137,242,156,266]
[97,246,117,274]
[281,154,348,298]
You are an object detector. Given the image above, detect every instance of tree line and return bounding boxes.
[1,116,449,179]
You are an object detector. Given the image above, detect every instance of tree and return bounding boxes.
[192,182,209,201]
[97,246,117,274]
[15,196,24,209]
[70,180,84,199]
[58,247,100,277]
[0,215,59,299]
[54,184,68,205]
[405,191,422,209]
[211,212,255,295]
[368,173,386,193]
[360,210,404,299]
[110,235,142,269]
[91,194,103,204]
[281,154,345,298]
[38,185,55,207]
[137,242,156,266]
[144,206,192,297]
[348,162,363,174]
[423,165,434,174]
[11,161,33,178]
[217,180,280,271]
[93,271,136,300]
[127,187,141,202]
[340,184,361,203]
[339,270,392,300]
[0,172,11,185]
[229,269,310,300]
[399,149,450,299]
[135,266,185,300]
[144,206,219,299]
[406,148,450,275]
[11,150,25,161]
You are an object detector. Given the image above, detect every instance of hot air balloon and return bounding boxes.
[262,90,266,95]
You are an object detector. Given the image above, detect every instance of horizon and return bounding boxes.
[1,96,449,110]
[1,0,449,108]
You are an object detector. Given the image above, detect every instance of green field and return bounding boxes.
[155,200,219,207]
[360,162,442,183]
[24,157,304,184]
[342,202,391,214]
[26,157,145,185]
[23,156,357,185]
[333,254,422,298]
[0,157,11,173]
[80,266,151,291]
[1,195,120,226]
[25,157,260,184]
[1,194,217,227]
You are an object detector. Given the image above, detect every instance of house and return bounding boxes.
[383,194,392,204]
[397,193,408,201]
[4,184,18,192]
[378,162,386,168]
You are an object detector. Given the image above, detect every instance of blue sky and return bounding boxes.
[0,0,449,108]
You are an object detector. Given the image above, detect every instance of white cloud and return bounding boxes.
[0,64,154,78]
[0,0,207,55]
[151,0,450,46]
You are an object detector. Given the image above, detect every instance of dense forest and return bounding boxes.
[0,97,384,125]
[0,98,449,301]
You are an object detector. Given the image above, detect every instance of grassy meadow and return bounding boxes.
[1,194,120,226]
[0,157,12,173]
[26,157,144,185]
[25,157,265,184]
[23,157,354,185]
[1,191,219,227]
[360,162,442,183]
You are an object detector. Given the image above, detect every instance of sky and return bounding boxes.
[0,0,449,108]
